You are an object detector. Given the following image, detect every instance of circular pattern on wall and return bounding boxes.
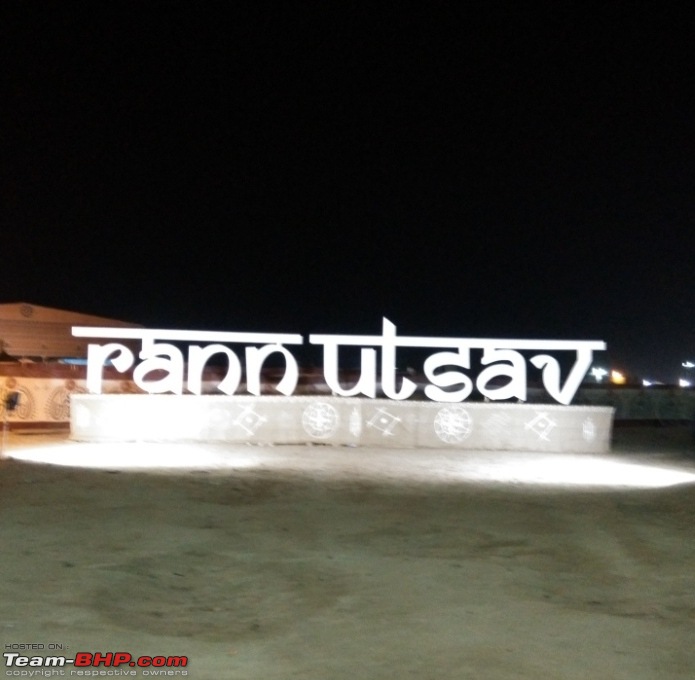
[302,402,340,439]
[433,406,473,443]
[1,386,35,419]
[46,384,88,421]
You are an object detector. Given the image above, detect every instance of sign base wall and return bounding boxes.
[71,395,614,453]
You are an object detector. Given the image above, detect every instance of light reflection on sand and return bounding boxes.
[7,436,695,489]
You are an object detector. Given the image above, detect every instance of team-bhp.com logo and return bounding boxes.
[4,651,188,676]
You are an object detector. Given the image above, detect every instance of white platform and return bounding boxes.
[70,395,614,453]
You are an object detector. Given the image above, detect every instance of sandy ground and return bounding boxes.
[1,426,694,679]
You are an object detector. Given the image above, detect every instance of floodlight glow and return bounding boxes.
[642,380,652,387]
[679,379,692,388]
[444,454,695,488]
[682,361,695,368]
[8,442,695,489]
[8,442,262,471]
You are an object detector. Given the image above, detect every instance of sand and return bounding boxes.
[1,425,694,679]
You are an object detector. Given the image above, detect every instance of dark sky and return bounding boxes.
[1,3,694,381]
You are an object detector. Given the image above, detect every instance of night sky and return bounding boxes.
[2,3,694,382]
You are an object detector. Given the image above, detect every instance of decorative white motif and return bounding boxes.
[582,417,596,442]
[524,412,557,441]
[349,407,362,437]
[233,405,267,436]
[366,408,402,436]
[302,402,340,439]
[433,406,472,443]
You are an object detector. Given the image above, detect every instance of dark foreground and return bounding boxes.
[1,426,694,679]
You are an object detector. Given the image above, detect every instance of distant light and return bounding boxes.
[642,379,653,387]
[679,379,692,388]
[610,370,626,385]
[591,367,608,383]
[683,361,695,369]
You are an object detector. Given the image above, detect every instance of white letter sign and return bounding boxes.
[74,321,605,405]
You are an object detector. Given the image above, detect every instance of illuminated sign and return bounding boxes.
[73,318,606,405]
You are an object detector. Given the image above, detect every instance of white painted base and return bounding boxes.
[71,395,614,453]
